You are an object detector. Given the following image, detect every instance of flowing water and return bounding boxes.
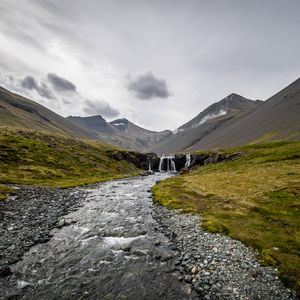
[1,174,196,300]
[185,154,191,168]
[158,155,176,172]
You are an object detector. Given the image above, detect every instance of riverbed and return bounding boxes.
[0,174,196,299]
[0,174,296,299]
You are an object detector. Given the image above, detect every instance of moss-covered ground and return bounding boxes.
[0,127,140,199]
[152,141,300,294]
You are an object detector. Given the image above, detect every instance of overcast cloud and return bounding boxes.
[47,73,77,92]
[0,0,299,130]
[128,71,171,100]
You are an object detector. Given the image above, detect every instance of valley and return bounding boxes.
[0,78,299,299]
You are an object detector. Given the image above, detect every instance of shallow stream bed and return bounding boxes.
[0,173,297,299]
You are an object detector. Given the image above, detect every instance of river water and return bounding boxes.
[1,174,196,299]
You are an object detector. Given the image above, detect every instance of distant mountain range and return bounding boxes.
[1,78,299,153]
[67,115,171,152]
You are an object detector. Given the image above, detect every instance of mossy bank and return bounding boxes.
[0,127,140,199]
[152,141,300,295]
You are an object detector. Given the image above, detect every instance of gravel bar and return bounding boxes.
[153,205,297,300]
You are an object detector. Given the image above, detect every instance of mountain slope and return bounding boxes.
[152,94,262,154]
[186,78,300,151]
[67,115,117,135]
[67,115,171,152]
[0,87,95,139]
[0,127,139,189]
[110,118,171,145]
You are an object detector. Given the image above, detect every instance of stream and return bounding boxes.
[0,174,196,300]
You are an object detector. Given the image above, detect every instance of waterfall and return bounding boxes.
[159,155,176,172]
[185,154,191,168]
[148,161,152,172]
[170,159,176,172]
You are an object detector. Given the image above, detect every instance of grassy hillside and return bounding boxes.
[152,141,300,293]
[0,87,95,139]
[0,127,140,199]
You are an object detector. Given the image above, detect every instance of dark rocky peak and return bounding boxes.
[67,115,115,133]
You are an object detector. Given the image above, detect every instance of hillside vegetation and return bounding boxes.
[0,127,140,199]
[152,141,300,293]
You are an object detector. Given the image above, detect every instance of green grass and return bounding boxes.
[0,127,140,197]
[152,141,300,294]
[0,184,16,201]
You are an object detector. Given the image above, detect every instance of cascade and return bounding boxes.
[158,155,176,172]
[185,154,191,168]
[148,161,152,172]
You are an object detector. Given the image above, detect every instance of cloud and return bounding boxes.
[21,75,54,99]
[21,75,39,90]
[83,99,119,118]
[128,71,171,100]
[47,73,77,92]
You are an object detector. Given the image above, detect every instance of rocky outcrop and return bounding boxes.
[191,152,243,167]
[110,150,243,172]
[110,151,159,170]
[175,152,243,172]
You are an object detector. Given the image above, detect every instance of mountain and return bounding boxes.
[152,93,263,154]
[184,78,300,151]
[67,116,171,152]
[67,115,116,135]
[0,87,95,139]
[110,118,170,143]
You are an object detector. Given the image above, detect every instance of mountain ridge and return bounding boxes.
[0,86,96,140]
[151,93,263,154]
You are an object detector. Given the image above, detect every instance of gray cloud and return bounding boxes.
[128,72,171,100]
[21,75,54,99]
[1,0,300,130]
[83,99,119,118]
[47,73,77,92]
[21,75,39,91]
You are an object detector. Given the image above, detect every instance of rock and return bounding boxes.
[17,280,31,289]
[133,249,149,256]
[191,266,198,274]
[180,169,190,175]
[0,265,12,277]
[140,170,154,176]
[56,218,65,228]
[184,275,193,283]
[122,246,131,252]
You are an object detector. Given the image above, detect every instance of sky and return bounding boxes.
[0,0,299,131]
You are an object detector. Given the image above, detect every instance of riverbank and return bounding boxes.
[152,141,300,295]
[153,205,296,299]
[0,185,88,272]
[0,128,140,201]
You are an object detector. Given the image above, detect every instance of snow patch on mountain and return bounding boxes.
[112,122,126,126]
[191,109,227,129]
